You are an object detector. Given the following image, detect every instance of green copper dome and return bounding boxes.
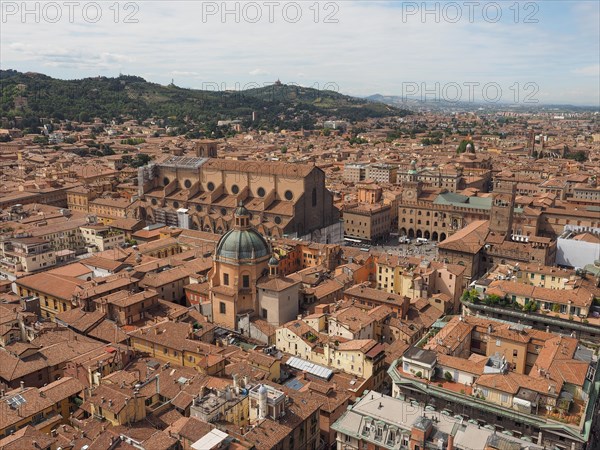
[215,229,270,262]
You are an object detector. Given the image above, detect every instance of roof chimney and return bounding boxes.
[447,433,454,450]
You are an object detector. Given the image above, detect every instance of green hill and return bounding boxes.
[0,70,410,132]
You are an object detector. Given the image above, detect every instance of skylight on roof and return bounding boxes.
[6,394,27,408]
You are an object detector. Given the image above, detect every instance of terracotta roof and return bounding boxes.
[0,425,57,450]
[344,283,406,305]
[257,275,300,291]
[337,339,377,352]
[476,371,557,396]
[437,353,486,375]
[95,289,158,308]
[0,386,56,430]
[228,382,321,450]
[81,255,127,272]
[424,316,473,354]
[39,376,85,404]
[17,271,85,300]
[488,280,594,308]
[329,306,375,333]
[438,220,489,254]
[167,416,214,443]
[0,331,109,382]
[55,308,106,333]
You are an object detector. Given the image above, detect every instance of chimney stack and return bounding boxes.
[233,374,239,394]
[447,434,454,450]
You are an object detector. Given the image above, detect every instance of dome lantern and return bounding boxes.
[268,255,279,277]
[234,201,250,229]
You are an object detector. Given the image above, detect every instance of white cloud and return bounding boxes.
[170,71,199,77]
[1,1,597,104]
[571,64,600,77]
[249,68,270,76]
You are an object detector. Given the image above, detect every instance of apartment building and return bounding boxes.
[227,381,322,450]
[80,224,125,252]
[275,319,386,390]
[344,203,391,244]
[16,271,85,319]
[94,289,160,326]
[343,163,368,183]
[83,382,146,426]
[16,269,139,320]
[128,321,226,376]
[332,390,543,450]
[0,237,56,273]
[376,254,465,313]
[486,280,595,318]
[0,377,84,438]
[388,316,599,450]
[26,217,89,254]
[571,183,600,205]
[89,196,133,224]
[344,284,410,317]
[0,328,110,389]
[366,163,397,184]
[470,262,600,322]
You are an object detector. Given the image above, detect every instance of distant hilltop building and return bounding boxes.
[323,120,347,130]
[136,156,341,242]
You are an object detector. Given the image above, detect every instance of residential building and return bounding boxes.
[128,321,226,376]
[0,237,56,274]
[332,390,543,450]
[94,289,160,326]
[80,224,125,252]
[275,319,386,390]
[376,254,465,312]
[344,203,391,245]
[388,315,600,450]
[0,377,84,438]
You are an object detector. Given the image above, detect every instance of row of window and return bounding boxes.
[401,218,446,227]
[402,210,448,218]
[161,178,296,201]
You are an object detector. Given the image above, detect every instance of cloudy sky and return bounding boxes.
[1,1,599,105]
